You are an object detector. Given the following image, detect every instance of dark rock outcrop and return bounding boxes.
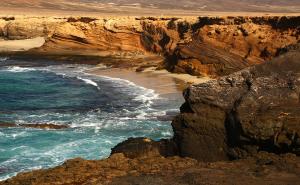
[111,137,178,158]
[0,123,69,129]
[172,45,300,161]
[2,151,300,185]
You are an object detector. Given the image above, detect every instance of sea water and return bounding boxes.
[0,57,183,180]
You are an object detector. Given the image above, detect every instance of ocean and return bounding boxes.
[0,57,183,180]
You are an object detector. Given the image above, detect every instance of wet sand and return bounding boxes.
[86,67,211,96]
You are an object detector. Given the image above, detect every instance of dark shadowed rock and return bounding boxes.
[172,45,300,161]
[111,137,178,158]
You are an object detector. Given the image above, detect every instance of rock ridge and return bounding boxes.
[0,16,299,77]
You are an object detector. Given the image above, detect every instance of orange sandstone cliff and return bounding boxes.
[0,16,299,77]
[1,16,300,185]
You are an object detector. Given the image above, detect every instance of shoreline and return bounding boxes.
[1,11,300,184]
[86,66,212,96]
[0,61,183,181]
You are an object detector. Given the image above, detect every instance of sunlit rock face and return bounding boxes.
[0,16,299,77]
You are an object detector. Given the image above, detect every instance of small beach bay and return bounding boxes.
[0,57,183,180]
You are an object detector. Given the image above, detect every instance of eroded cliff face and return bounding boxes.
[172,45,300,162]
[2,48,300,185]
[0,16,299,77]
[1,16,300,185]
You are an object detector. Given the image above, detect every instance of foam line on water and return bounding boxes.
[0,173,16,181]
[81,74,168,120]
[0,62,177,180]
[97,75,160,101]
[40,64,101,90]
[3,66,37,73]
[0,57,9,62]
[76,76,100,89]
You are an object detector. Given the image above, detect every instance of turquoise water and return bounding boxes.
[0,58,183,180]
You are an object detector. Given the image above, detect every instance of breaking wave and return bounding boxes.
[0,62,181,180]
[76,77,100,89]
[3,66,36,73]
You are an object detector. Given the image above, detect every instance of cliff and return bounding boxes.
[172,45,300,161]
[1,16,300,184]
[0,16,299,77]
[1,37,300,185]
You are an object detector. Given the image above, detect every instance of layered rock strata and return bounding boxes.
[0,16,299,77]
[1,16,300,184]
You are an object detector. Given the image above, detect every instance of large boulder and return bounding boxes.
[111,137,178,159]
[172,46,300,161]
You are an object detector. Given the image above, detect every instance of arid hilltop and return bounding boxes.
[1,0,300,16]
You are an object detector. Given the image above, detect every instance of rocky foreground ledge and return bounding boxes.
[0,15,299,77]
[1,44,300,185]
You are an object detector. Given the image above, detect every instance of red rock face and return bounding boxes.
[2,16,299,77]
[164,16,300,77]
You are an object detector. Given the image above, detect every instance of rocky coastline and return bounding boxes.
[1,15,299,76]
[0,15,300,184]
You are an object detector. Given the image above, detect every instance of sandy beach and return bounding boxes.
[86,66,211,97]
[0,37,45,52]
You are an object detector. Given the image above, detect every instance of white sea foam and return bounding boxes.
[98,75,160,106]
[0,173,17,181]
[11,146,28,151]
[97,75,138,89]
[10,131,29,139]
[0,57,8,62]
[134,89,160,107]
[4,66,36,73]
[41,65,101,90]
[1,158,17,165]
[0,64,178,181]
[161,131,173,137]
[135,111,148,120]
[76,76,100,89]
